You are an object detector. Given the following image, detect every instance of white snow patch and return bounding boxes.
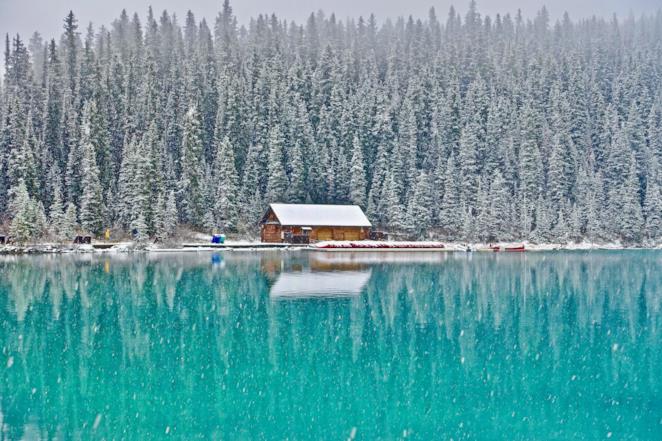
[93,414,102,430]
[193,233,213,242]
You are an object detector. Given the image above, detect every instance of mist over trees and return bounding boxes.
[1,1,661,243]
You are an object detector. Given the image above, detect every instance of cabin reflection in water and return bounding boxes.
[269,270,372,299]
[263,253,372,299]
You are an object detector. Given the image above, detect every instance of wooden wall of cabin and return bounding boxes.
[261,224,283,242]
[261,225,368,243]
[309,227,367,241]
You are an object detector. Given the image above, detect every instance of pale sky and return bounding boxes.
[1,0,660,42]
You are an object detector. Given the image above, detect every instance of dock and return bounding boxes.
[182,243,293,249]
[92,243,120,249]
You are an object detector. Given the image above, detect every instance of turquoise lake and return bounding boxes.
[0,251,660,439]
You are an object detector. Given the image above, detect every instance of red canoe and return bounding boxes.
[504,246,526,252]
[490,245,526,252]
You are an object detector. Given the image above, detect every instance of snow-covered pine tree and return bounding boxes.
[518,104,544,238]
[179,104,206,226]
[382,167,406,232]
[212,135,239,231]
[618,154,645,244]
[33,201,48,238]
[488,171,512,240]
[153,191,166,241]
[164,190,179,238]
[79,110,104,236]
[458,117,482,211]
[547,133,575,211]
[241,142,265,210]
[286,140,306,203]
[116,137,137,227]
[49,185,66,239]
[643,159,662,242]
[131,210,149,243]
[61,203,78,240]
[265,126,288,203]
[533,194,552,243]
[475,179,491,242]
[9,181,36,243]
[405,170,433,238]
[7,112,37,195]
[349,136,367,208]
[63,98,81,206]
[439,154,462,238]
[365,137,389,225]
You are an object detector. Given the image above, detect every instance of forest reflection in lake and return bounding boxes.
[0,250,660,439]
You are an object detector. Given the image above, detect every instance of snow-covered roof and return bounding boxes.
[268,204,372,227]
[270,270,372,299]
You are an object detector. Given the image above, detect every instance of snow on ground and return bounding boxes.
[223,240,265,246]
[446,241,628,251]
[192,233,213,242]
[311,240,646,251]
[1,239,658,255]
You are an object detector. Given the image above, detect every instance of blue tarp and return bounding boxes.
[211,234,226,244]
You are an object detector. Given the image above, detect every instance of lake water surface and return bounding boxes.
[0,251,661,439]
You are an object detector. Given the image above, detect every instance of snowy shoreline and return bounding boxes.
[1,240,660,255]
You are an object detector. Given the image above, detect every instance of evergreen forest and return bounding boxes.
[1,1,662,243]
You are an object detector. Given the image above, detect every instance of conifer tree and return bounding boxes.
[548,133,575,209]
[43,39,64,170]
[533,194,552,243]
[49,185,66,239]
[349,136,367,208]
[518,128,543,237]
[164,190,179,237]
[131,211,149,243]
[475,179,491,242]
[406,171,433,238]
[61,203,78,240]
[153,192,166,241]
[489,171,511,240]
[7,114,37,194]
[458,118,482,209]
[618,155,644,243]
[213,135,239,231]
[439,155,462,237]
[366,138,389,224]
[383,168,406,232]
[179,104,205,226]
[79,116,104,236]
[286,141,306,203]
[265,126,288,203]
[9,181,35,243]
[643,176,662,242]
[33,201,48,238]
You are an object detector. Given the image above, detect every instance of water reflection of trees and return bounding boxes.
[0,251,660,439]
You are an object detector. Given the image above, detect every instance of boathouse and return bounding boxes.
[260,203,372,243]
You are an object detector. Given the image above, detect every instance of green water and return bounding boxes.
[0,251,660,440]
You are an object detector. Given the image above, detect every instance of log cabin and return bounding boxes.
[260,203,372,243]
